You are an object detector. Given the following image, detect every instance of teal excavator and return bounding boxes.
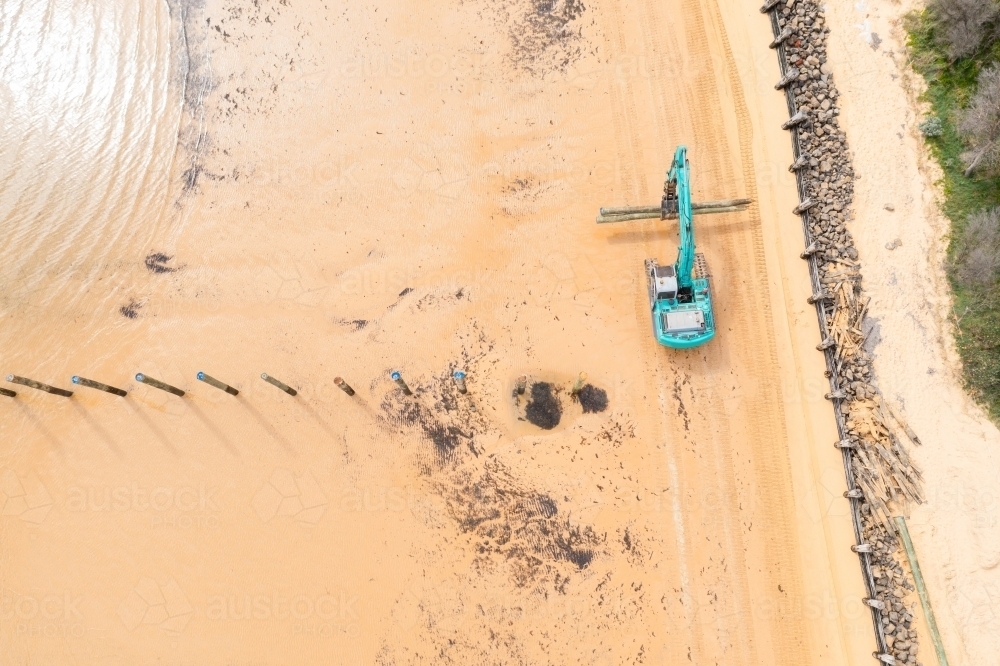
[597,146,750,349]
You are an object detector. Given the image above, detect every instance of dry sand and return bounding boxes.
[0,0,878,663]
[822,0,1000,663]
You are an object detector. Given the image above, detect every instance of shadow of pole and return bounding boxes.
[236,396,296,455]
[604,215,749,245]
[71,402,123,458]
[297,401,341,444]
[122,401,178,455]
[15,402,63,452]
[187,401,241,457]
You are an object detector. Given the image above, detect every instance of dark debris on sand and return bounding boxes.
[119,299,142,319]
[144,252,178,274]
[379,369,484,464]
[376,348,604,592]
[507,0,588,75]
[576,383,608,413]
[438,460,603,590]
[525,382,562,429]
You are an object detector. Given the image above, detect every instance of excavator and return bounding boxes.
[597,146,750,349]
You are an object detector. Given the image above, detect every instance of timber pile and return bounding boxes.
[821,260,924,525]
[844,398,924,531]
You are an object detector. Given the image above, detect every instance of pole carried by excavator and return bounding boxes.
[596,146,751,349]
[596,198,751,223]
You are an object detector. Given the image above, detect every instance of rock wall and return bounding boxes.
[760,0,925,663]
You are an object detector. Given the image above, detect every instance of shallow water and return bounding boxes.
[1,0,179,339]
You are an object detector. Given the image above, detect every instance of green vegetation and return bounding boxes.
[906,10,1000,417]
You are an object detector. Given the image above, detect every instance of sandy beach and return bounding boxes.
[0,0,895,663]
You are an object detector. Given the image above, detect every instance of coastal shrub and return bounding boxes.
[953,207,1000,287]
[928,0,999,59]
[959,65,1000,175]
[920,116,945,136]
[907,9,1000,417]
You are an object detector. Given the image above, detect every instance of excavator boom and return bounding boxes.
[666,146,695,290]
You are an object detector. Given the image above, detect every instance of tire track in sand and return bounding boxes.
[636,1,761,662]
[596,0,726,662]
[591,2,709,662]
[599,0,810,661]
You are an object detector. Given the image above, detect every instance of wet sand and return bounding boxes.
[1,0,872,663]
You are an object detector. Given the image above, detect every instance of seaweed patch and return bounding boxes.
[507,0,588,75]
[379,369,487,463]
[576,383,608,413]
[525,382,562,429]
[437,459,603,589]
[119,299,143,319]
[144,252,179,274]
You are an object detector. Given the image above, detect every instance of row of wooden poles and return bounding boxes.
[1,369,478,401]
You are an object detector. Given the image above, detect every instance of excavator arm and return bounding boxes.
[665,146,695,290]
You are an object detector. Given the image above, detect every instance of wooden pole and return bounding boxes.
[895,516,950,666]
[599,198,751,216]
[135,373,185,397]
[197,372,239,396]
[6,375,73,397]
[261,373,297,396]
[597,205,750,224]
[391,371,412,396]
[72,376,127,397]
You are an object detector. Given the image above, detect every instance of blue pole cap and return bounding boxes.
[135,373,145,382]
[72,376,80,384]
[197,372,206,381]
[453,371,466,379]
[391,371,402,380]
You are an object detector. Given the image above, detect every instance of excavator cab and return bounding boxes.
[649,263,677,301]
[662,180,678,218]
[646,256,713,347]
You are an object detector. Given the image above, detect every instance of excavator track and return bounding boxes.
[644,258,658,310]
[694,252,710,280]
